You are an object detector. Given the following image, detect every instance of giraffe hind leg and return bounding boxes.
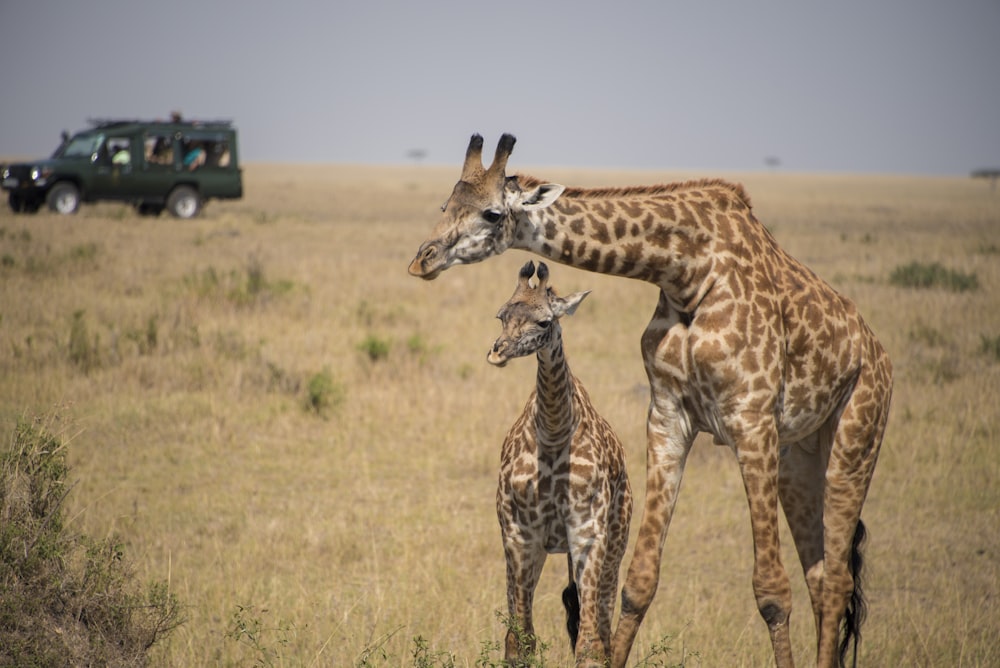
[778,433,829,642]
[817,366,890,668]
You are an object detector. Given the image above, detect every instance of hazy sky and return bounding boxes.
[1,1,997,175]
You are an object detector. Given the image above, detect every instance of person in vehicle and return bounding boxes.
[111,143,131,165]
[183,141,206,170]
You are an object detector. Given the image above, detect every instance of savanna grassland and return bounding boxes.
[1,162,998,667]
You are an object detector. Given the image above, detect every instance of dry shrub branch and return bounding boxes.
[0,416,184,667]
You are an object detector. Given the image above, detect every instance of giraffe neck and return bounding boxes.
[533,325,577,449]
[513,178,759,311]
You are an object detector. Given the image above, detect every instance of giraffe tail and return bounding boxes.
[839,519,869,668]
[561,554,580,651]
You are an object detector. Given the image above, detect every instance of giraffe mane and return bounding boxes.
[513,174,753,210]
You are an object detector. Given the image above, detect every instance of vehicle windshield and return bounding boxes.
[55,133,104,159]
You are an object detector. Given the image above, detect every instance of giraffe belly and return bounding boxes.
[544,528,569,553]
[776,373,856,443]
[776,413,827,445]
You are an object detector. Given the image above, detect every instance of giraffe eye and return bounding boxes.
[482,209,503,224]
[538,320,552,329]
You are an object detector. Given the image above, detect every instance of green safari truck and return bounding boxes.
[1,117,242,218]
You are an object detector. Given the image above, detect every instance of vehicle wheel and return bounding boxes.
[166,186,201,219]
[137,202,164,217]
[46,182,81,214]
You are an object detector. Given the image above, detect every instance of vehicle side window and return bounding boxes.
[208,140,232,168]
[108,137,131,165]
[181,136,232,170]
[60,135,102,159]
[144,135,174,166]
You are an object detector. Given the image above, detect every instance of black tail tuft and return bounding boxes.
[561,581,580,651]
[839,519,869,668]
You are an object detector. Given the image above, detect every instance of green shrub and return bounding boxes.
[69,241,99,263]
[226,604,292,668]
[185,257,295,307]
[909,322,948,347]
[889,261,979,292]
[0,417,184,666]
[305,368,344,414]
[358,335,391,362]
[981,334,1000,362]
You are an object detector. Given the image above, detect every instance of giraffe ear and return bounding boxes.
[552,290,591,318]
[519,183,565,211]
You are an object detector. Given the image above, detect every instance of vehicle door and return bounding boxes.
[179,130,240,198]
[90,134,140,199]
[132,131,180,199]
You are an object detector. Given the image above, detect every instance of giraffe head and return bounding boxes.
[408,134,566,280]
[488,260,590,367]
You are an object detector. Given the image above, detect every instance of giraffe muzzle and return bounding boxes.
[408,242,444,280]
[487,342,509,367]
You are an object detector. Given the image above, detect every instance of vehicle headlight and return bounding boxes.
[30,166,52,183]
[1,167,9,180]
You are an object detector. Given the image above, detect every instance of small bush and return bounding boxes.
[69,241,99,263]
[0,416,184,666]
[185,257,295,308]
[305,369,344,414]
[358,335,391,362]
[981,334,1000,362]
[226,604,292,668]
[889,261,979,292]
[411,635,457,668]
[633,632,700,667]
[123,315,160,356]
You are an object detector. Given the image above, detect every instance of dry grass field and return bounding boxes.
[1,162,998,666]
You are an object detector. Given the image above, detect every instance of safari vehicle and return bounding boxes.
[1,118,242,218]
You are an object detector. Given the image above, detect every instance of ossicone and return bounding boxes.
[462,132,517,181]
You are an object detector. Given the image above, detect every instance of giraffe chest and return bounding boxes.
[500,450,573,552]
[498,439,612,554]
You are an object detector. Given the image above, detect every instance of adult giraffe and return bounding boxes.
[409,134,892,668]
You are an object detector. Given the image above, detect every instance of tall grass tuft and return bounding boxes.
[183,255,295,308]
[0,416,184,666]
[889,261,979,292]
[980,334,1000,362]
[68,310,100,372]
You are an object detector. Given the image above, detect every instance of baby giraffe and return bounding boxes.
[488,260,632,667]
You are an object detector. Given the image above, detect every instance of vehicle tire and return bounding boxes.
[45,181,80,215]
[137,202,164,217]
[166,185,201,219]
[46,182,81,214]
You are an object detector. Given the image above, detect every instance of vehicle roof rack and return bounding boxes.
[86,118,234,129]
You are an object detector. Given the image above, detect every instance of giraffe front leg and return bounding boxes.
[501,531,547,665]
[567,514,611,667]
[611,406,693,668]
